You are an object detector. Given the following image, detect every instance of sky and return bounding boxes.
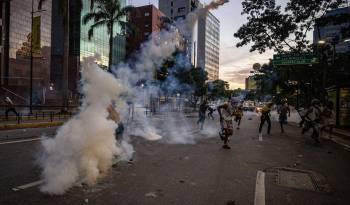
[129,0,279,89]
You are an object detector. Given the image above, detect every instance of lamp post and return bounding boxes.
[29,0,45,114]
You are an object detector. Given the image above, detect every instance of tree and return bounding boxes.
[234,0,346,53]
[208,79,230,99]
[83,0,131,71]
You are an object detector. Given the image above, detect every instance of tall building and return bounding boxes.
[126,5,166,57]
[159,0,220,81]
[51,0,127,101]
[0,0,52,104]
[314,6,350,53]
[198,12,220,80]
[159,0,200,21]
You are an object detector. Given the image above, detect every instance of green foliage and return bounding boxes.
[208,79,230,99]
[235,0,346,53]
[83,0,132,70]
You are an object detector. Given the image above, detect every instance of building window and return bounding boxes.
[171,1,173,6]
[144,12,150,16]
[145,24,150,28]
[178,7,185,13]
[170,9,173,15]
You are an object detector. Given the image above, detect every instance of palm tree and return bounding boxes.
[83,0,131,71]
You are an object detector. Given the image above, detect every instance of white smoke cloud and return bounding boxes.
[39,0,229,195]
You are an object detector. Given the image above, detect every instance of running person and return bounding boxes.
[217,100,235,149]
[259,102,273,136]
[302,99,322,144]
[234,105,243,129]
[207,106,215,120]
[197,100,208,130]
[278,101,290,133]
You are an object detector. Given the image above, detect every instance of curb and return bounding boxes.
[0,121,64,131]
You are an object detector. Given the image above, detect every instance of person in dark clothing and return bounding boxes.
[259,102,273,137]
[234,105,243,129]
[197,100,208,130]
[278,102,290,133]
[4,97,19,120]
[207,106,215,120]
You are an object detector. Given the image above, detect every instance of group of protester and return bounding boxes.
[257,98,335,144]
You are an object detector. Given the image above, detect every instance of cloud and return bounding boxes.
[219,44,274,89]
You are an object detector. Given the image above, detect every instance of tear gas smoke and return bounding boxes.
[40,0,229,195]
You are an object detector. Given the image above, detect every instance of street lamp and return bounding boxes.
[29,0,46,114]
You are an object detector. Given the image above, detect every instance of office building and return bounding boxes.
[159,0,200,21]
[159,0,220,81]
[197,11,220,80]
[0,0,52,103]
[51,0,127,102]
[314,6,350,53]
[126,5,166,57]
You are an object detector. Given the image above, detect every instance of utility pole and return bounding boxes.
[29,0,34,114]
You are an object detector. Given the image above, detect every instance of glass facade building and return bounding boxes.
[1,0,52,102]
[80,0,126,67]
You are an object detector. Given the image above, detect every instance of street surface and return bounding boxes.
[0,112,350,205]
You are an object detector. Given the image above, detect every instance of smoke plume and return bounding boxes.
[39,0,228,195]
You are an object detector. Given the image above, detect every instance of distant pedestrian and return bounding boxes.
[234,105,243,129]
[4,97,18,120]
[197,100,208,130]
[207,106,215,120]
[259,102,273,137]
[321,101,335,138]
[278,101,290,133]
[302,99,322,144]
[217,100,235,149]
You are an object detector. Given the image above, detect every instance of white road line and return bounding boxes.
[0,137,42,145]
[254,171,266,205]
[12,180,44,191]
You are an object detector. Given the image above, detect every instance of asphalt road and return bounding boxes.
[0,112,349,205]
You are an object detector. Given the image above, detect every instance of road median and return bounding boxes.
[0,121,64,131]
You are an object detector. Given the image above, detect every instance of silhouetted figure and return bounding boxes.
[207,106,215,120]
[278,101,290,133]
[234,105,243,129]
[197,100,208,130]
[4,97,18,120]
[259,102,273,136]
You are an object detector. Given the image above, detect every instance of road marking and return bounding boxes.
[254,171,265,205]
[12,180,44,191]
[259,133,263,141]
[0,137,42,145]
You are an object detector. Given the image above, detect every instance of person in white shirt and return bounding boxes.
[217,100,236,149]
[302,99,322,144]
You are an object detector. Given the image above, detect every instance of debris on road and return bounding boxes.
[145,192,158,198]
